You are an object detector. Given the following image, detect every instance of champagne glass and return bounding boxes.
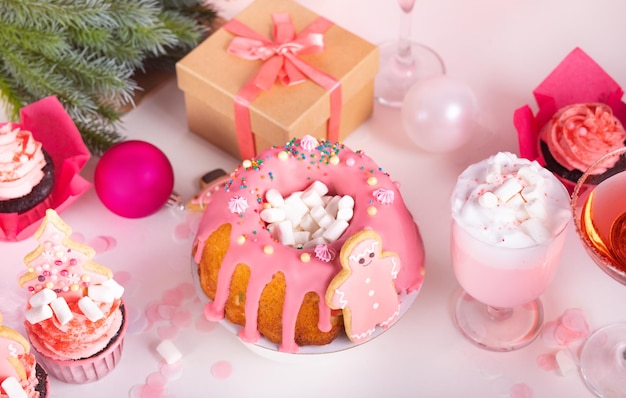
[374,0,445,107]
[571,146,626,396]
[450,153,571,351]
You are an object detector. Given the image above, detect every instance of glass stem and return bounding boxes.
[397,6,413,62]
[486,305,513,321]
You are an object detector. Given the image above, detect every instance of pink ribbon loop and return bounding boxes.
[223,13,342,159]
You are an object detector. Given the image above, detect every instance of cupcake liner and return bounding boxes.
[513,47,626,192]
[0,96,91,241]
[30,301,128,384]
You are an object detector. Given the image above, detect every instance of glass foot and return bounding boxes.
[579,323,626,397]
[453,289,543,352]
[374,40,445,108]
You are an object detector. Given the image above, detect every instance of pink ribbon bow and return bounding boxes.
[223,13,342,159]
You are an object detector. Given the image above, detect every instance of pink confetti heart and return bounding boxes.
[157,326,179,340]
[173,223,192,241]
[146,372,167,389]
[211,360,233,380]
[157,305,177,321]
[195,316,217,333]
[510,383,533,398]
[89,235,117,253]
[176,282,195,299]
[171,309,193,329]
[560,308,590,335]
[555,323,586,345]
[536,353,557,371]
[162,288,185,306]
[160,360,183,379]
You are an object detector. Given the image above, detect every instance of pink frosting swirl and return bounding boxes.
[24,297,123,361]
[0,124,47,200]
[541,103,626,173]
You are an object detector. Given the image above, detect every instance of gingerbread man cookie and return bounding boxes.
[325,229,401,343]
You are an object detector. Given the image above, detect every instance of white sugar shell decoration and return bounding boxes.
[299,135,319,152]
[373,188,395,205]
[228,195,249,214]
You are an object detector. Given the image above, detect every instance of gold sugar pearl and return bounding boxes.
[242,159,252,169]
[70,284,79,292]
[300,253,311,263]
[329,155,340,165]
[81,275,90,282]
[367,206,378,216]
[278,151,289,161]
[45,282,54,289]
[367,177,378,186]
[237,235,246,245]
[263,245,274,255]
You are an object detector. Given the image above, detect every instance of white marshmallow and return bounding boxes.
[50,297,73,325]
[156,339,182,365]
[324,195,341,218]
[478,191,498,208]
[25,305,53,324]
[323,220,349,242]
[88,284,117,303]
[520,183,543,201]
[311,227,326,240]
[493,178,523,202]
[78,296,105,322]
[276,220,295,246]
[300,189,325,209]
[298,213,318,232]
[517,165,543,185]
[338,195,355,210]
[1,377,27,398]
[293,231,311,246]
[555,349,577,376]
[485,163,501,183]
[260,207,286,223]
[310,205,329,224]
[303,236,328,248]
[521,218,551,243]
[524,199,548,219]
[101,279,125,299]
[336,207,354,222]
[307,180,329,197]
[29,288,57,307]
[265,189,284,207]
[283,195,309,224]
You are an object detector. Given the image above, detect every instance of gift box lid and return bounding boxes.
[176,0,378,140]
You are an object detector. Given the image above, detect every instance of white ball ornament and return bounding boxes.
[401,75,479,153]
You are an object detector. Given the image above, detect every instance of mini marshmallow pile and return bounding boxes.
[25,280,124,325]
[260,181,354,249]
[452,152,570,248]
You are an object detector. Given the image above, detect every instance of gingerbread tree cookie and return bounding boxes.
[325,229,401,343]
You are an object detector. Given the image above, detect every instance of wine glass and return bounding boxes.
[571,146,626,397]
[374,0,445,107]
[450,154,571,351]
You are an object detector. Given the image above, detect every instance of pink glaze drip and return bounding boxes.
[194,137,426,353]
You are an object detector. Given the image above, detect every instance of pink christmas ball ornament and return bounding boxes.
[401,75,479,153]
[94,140,175,218]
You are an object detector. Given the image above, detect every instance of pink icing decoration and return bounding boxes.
[327,232,401,343]
[541,103,626,173]
[0,124,46,200]
[228,196,249,214]
[299,135,319,152]
[373,188,395,205]
[193,138,426,353]
[314,244,335,262]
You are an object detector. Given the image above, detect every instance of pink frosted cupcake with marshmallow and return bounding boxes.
[18,209,127,384]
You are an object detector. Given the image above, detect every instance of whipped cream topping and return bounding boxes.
[541,103,626,173]
[451,152,570,248]
[0,124,48,200]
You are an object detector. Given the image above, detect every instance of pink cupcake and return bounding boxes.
[18,209,127,384]
[0,313,49,398]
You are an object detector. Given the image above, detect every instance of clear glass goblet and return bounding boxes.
[571,146,626,397]
[374,0,445,107]
[450,153,571,351]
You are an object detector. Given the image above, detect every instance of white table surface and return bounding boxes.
[2,0,626,397]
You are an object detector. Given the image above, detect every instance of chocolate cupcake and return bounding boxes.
[0,124,55,214]
[539,103,626,188]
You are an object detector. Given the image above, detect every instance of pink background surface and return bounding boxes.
[2,0,626,396]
